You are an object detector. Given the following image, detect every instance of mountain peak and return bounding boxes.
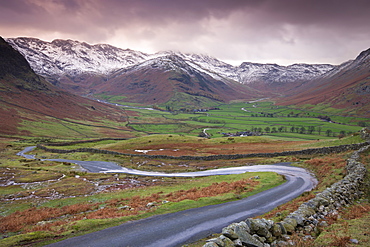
[355,47,370,62]
[11,37,370,103]
[6,37,339,89]
[3,36,369,116]
[6,37,149,78]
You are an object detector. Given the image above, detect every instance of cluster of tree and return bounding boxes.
[190,117,226,124]
[250,113,275,117]
[250,126,350,137]
[167,107,220,113]
[250,112,312,118]
[249,112,336,121]
[165,105,174,112]
[358,121,369,127]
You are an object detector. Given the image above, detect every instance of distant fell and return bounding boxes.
[5,37,370,116]
[0,37,132,137]
[276,48,370,117]
[6,37,334,108]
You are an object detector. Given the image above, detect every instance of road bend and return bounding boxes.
[17,147,316,247]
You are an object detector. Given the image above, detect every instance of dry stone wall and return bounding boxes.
[37,141,370,161]
[43,138,127,146]
[203,144,369,247]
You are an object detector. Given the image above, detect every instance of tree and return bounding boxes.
[271,127,277,133]
[264,127,270,133]
[165,105,173,111]
[308,126,315,134]
[358,122,368,127]
[326,129,332,137]
[338,131,346,139]
[299,127,306,134]
[317,126,322,135]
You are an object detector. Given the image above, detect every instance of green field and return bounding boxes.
[12,99,364,141]
[120,101,364,140]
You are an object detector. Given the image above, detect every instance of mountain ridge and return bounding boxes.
[6,37,335,92]
[5,37,369,116]
[276,48,370,116]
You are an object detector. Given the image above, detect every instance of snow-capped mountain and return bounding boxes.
[6,37,335,89]
[6,37,149,78]
[276,48,370,116]
[4,37,369,115]
[236,62,334,85]
[3,36,369,116]
[97,52,261,105]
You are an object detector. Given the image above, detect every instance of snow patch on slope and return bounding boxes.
[6,37,336,85]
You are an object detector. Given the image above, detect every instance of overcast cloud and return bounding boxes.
[1,0,369,65]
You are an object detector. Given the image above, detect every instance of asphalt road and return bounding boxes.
[17,147,317,247]
[46,172,310,247]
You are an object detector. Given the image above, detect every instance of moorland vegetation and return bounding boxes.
[0,101,369,246]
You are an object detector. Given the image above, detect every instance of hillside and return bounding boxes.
[276,48,370,117]
[6,37,334,107]
[5,37,370,115]
[96,53,263,107]
[0,37,132,137]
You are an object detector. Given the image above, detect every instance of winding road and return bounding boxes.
[17,147,317,247]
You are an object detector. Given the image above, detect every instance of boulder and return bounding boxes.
[207,235,235,247]
[249,219,273,237]
[283,218,297,228]
[219,235,235,247]
[207,238,224,246]
[222,221,250,240]
[280,221,295,234]
[234,226,264,247]
[271,223,282,237]
[203,242,219,247]
[287,213,305,226]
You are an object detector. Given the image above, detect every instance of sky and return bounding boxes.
[1,0,370,66]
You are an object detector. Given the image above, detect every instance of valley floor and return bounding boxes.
[0,134,369,246]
